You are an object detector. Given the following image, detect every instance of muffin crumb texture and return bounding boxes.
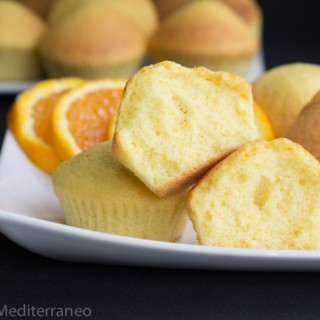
[113,61,259,197]
[188,138,320,250]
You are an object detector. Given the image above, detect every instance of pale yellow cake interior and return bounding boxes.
[113,61,259,197]
[188,138,320,250]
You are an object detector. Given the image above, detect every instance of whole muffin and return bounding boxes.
[253,63,320,137]
[220,0,262,39]
[53,141,188,241]
[0,0,46,80]
[287,91,320,161]
[149,0,258,77]
[48,0,158,38]
[152,0,188,19]
[39,4,146,79]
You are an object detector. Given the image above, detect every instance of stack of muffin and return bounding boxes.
[0,0,262,81]
[52,61,320,250]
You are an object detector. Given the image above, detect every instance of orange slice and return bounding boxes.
[8,78,85,173]
[253,101,275,141]
[52,79,126,160]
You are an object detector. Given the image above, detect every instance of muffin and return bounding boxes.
[220,0,262,39]
[53,141,188,241]
[39,4,146,79]
[16,0,56,19]
[253,63,320,137]
[153,0,262,39]
[188,138,320,250]
[0,0,46,80]
[113,61,260,197]
[152,0,189,19]
[149,0,258,77]
[287,91,320,161]
[48,0,158,38]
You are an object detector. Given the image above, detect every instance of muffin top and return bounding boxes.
[150,0,258,59]
[0,0,46,49]
[154,0,261,28]
[15,0,56,19]
[53,141,150,199]
[48,0,158,38]
[287,91,320,161]
[53,141,186,203]
[39,3,146,65]
[153,0,189,19]
[220,0,261,28]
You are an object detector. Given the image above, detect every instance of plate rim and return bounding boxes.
[1,208,320,260]
[0,80,39,95]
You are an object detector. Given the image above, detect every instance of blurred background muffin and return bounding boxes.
[39,2,147,79]
[149,0,258,77]
[47,0,158,38]
[253,63,320,137]
[152,0,262,39]
[0,0,264,81]
[287,91,320,161]
[15,0,56,19]
[0,0,46,80]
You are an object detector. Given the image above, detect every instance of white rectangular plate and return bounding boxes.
[3,56,319,271]
[0,81,38,95]
[2,134,320,272]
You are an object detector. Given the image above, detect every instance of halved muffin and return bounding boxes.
[188,138,320,250]
[113,61,259,197]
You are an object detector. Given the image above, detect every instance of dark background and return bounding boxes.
[261,0,320,69]
[1,1,320,319]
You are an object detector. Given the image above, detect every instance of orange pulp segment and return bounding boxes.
[52,79,126,160]
[8,78,85,173]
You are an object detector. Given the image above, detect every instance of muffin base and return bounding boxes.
[41,56,145,79]
[0,48,43,80]
[55,191,188,242]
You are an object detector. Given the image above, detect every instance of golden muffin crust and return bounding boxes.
[40,5,145,65]
[15,0,56,18]
[53,141,187,241]
[149,1,258,76]
[188,138,320,250]
[0,0,46,80]
[150,0,258,60]
[48,0,158,38]
[153,0,262,37]
[220,0,261,26]
[287,91,320,161]
[39,3,146,78]
[253,63,320,137]
[0,0,46,49]
[153,0,189,19]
